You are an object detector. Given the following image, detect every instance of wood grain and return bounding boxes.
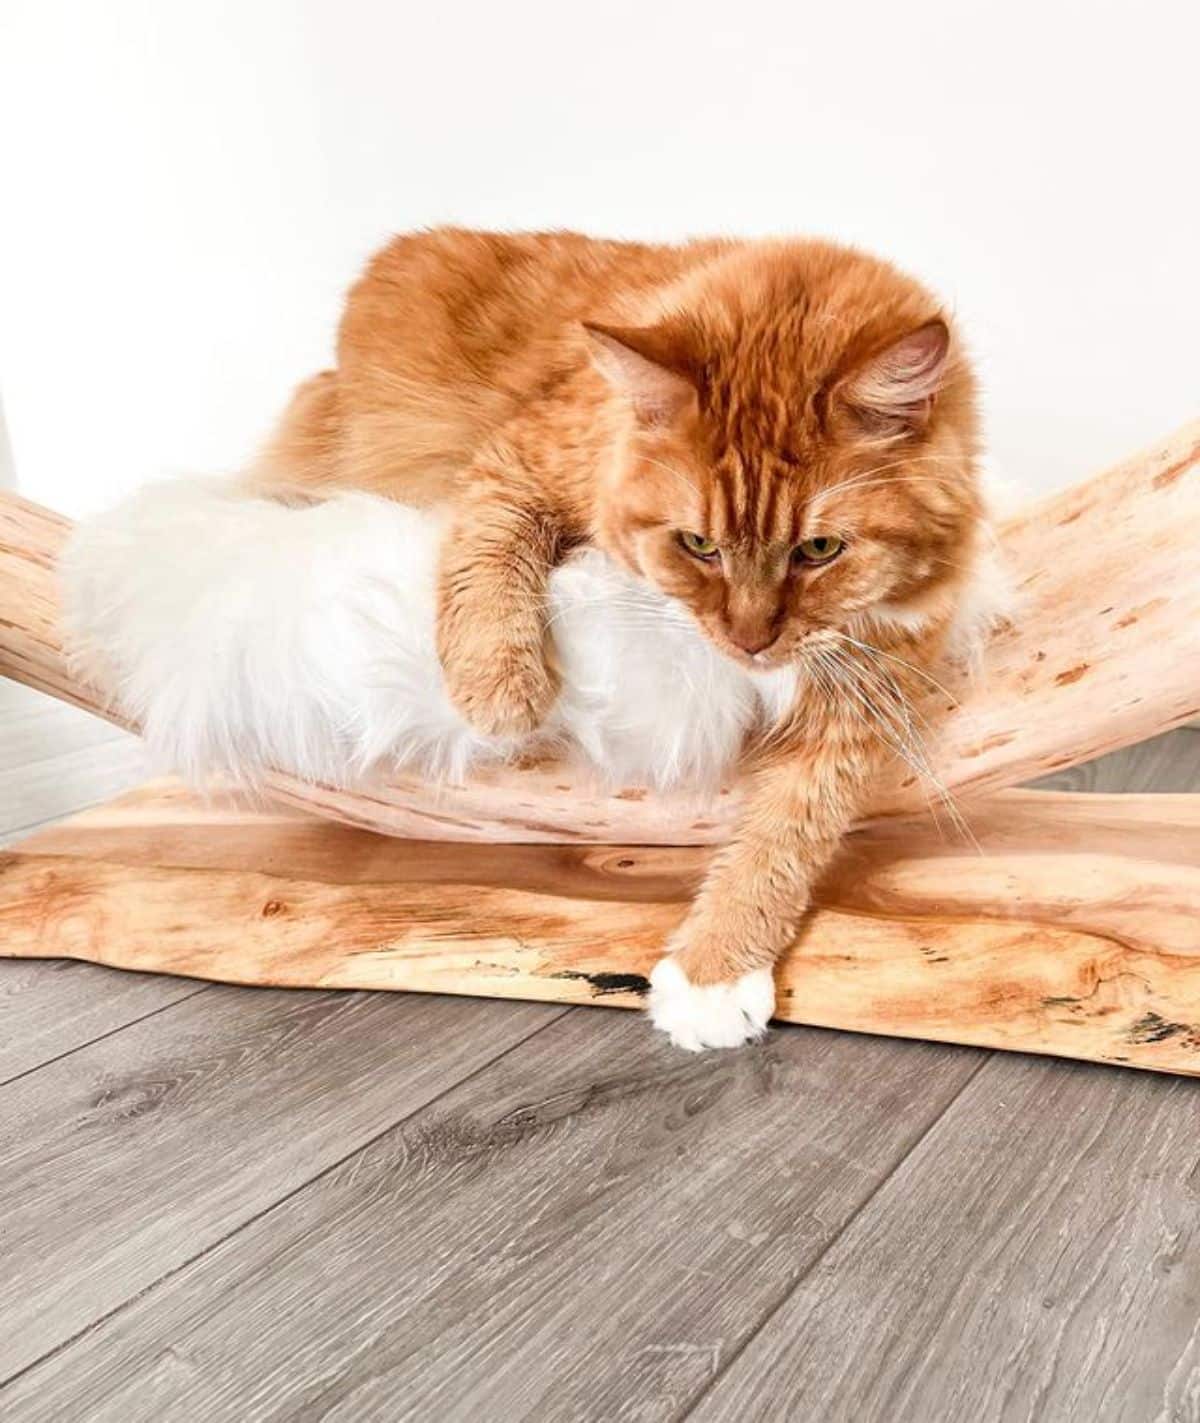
[1,417,1198,843]
[3,778,1199,1075]
[0,1011,983,1421]
[0,985,563,1381]
[0,959,206,1085]
[687,1052,1200,1422]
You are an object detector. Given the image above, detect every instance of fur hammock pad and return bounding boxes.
[62,478,1002,794]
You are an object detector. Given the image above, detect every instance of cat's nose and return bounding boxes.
[727,623,777,655]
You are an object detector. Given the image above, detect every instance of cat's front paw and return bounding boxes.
[442,644,559,740]
[648,956,775,1052]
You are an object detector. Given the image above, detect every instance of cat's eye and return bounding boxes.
[793,535,845,565]
[678,530,720,560]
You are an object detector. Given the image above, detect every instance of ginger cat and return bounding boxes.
[257,228,982,1050]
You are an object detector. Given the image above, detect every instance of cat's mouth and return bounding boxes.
[695,625,778,668]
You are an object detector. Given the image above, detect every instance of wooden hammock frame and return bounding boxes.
[1,418,1199,1072]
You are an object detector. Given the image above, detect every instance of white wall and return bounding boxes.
[2,0,1196,516]
[0,396,15,492]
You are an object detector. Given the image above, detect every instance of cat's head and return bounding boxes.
[584,242,982,668]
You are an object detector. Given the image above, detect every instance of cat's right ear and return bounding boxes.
[840,319,951,437]
[582,323,697,428]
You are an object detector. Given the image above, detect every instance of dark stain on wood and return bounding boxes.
[552,969,650,997]
[1114,597,1168,633]
[1127,1011,1200,1048]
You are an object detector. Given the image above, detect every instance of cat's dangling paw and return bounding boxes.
[647,957,775,1052]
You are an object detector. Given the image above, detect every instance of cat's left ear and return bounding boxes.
[842,319,951,434]
[582,323,698,428]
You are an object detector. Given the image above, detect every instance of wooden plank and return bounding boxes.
[3,781,1200,1074]
[685,1052,1200,1422]
[0,986,563,1381]
[0,1012,984,1420]
[0,959,205,1084]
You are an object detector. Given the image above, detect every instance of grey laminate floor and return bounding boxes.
[2,678,1199,1422]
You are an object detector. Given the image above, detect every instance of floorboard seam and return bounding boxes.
[0,980,215,1089]
[674,1049,995,1421]
[0,1002,579,1393]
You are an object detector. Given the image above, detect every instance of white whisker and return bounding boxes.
[639,455,704,501]
[815,641,978,851]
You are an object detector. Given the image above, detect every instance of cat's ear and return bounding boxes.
[842,319,951,434]
[582,322,697,428]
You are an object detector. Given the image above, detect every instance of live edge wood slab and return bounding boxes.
[1,418,1199,1073]
[2,780,1199,1073]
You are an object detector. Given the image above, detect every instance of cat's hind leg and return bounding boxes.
[247,370,343,492]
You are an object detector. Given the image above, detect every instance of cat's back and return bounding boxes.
[260,228,730,500]
[317,228,727,498]
[340,227,726,385]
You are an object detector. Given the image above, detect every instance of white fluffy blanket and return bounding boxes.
[63,478,1004,792]
[63,479,801,790]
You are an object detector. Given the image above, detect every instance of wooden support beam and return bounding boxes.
[2,780,1198,1074]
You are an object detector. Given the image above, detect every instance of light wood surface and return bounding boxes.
[4,777,1199,1074]
[2,416,1198,842]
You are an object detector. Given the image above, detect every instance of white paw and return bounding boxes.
[647,958,775,1052]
